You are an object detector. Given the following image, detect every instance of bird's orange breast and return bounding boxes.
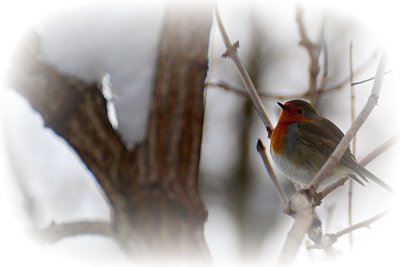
[271,123,290,154]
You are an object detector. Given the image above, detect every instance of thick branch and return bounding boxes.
[278,192,314,264]
[7,32,128,210]
[8,4,213,258]
[307,52,388,191]
[112,4,212,258]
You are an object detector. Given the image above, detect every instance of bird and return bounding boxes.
[270,99,394,193]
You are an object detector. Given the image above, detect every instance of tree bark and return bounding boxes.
[8,3,212,261]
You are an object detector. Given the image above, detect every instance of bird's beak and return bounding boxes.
[277,102,286,110]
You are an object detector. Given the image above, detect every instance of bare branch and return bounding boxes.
[257,140,289,209]
[318,37,329,90]
[296,6,321,106]
[351,69,393,86]
[359,133,400,166]
[214,5,274,133]
[348,41,356,247]
[278,192,314,264]
[7,31,128,209]
[335,211,387,238]
[9,5,213,256]
[206,81,339,100]
[322,49,379,91]
[308,211,388,249]
[35,221,114,244]
[207,81,265,98]
[307,52,388,191]
[315,177,349,204]
[209,51,382,107]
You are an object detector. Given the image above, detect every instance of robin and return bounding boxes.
[270,99,393,193]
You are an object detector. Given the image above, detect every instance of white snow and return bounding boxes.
[39,3,165,146]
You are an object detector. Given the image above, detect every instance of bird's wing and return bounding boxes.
[296,118,364,177]
[298,118,394,193]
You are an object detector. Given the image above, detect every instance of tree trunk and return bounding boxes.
[114,4,212,259]
[8,3,212,261]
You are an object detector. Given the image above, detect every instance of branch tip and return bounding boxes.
[222,41,239,58]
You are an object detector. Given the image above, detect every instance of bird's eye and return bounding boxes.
[297,108,304,114]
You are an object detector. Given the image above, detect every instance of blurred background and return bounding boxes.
[0,0,399,266]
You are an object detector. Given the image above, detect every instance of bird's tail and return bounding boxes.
[359,167,394,194]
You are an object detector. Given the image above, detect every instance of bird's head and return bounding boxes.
[277,99,319,123]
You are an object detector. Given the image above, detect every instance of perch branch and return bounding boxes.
[278,192,314,264]
[307,52,388,191]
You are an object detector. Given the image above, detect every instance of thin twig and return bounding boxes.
[257,139,289,209]
[207,81,341,100]
[307,52,388,191]
[308,211,388,249]
[351,70,393,86]
[359,133,400,166]
[214,5,274,133]
[315,177,349,203]
[207,58,389,101]
[206,81,277,98]
[34,221,114,244]
[318,36,329,90]
[348,41,356,248]
[296,6,321,106]
[335,211,387,238]
[322,50,379,91]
